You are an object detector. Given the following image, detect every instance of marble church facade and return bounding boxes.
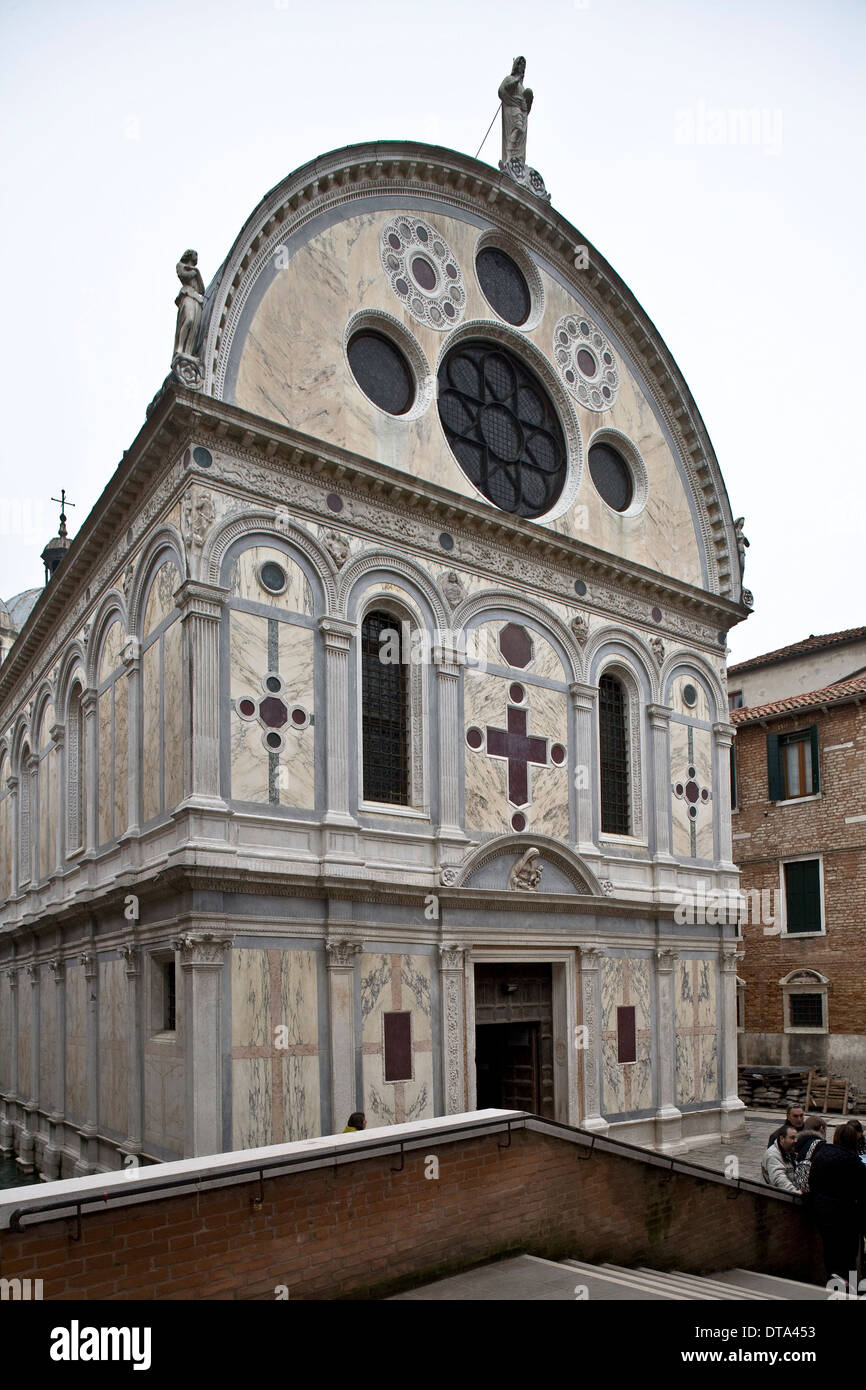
[0,140,749,1178]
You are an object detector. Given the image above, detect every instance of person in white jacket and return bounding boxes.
[761,1124,800,1193]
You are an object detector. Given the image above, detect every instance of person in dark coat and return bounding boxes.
[808,1121,866,1285]
[768,1103,805,1148]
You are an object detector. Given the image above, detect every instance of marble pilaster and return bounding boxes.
[439,945,467,1114]
[569,682,597,854]
[18,963,39,1171]
[175,581,230,811]
[433,649,465,840]
[176,931,232,1157]
[713,721,737,870]
[653,947,683,1150]
[720,945,747,1137]
[120,944,143,1157]
[5,777,18,898]
[578,946,608,1133]
[318,618,357,827]
[49,724,66,872]
[325,939,361,1131]
[74,951,99,1176]
[647,704,674,861]
[0,969,19,1158]
[42,958,66,1181]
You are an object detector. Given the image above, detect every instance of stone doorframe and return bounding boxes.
[464,948,580,1126]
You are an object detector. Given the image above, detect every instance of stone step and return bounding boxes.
[564,1259,704,1300]
[633,1266,779,1300]
[715,1268,829,1301]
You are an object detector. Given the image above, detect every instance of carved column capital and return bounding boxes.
[173,931,233,968]
[655,947,679,973]
[439,944,466,971]
[433,647,465,676]
[49,958,66,982]
[49,722,65,747]
[6,967,18,988]
[122,636,142,668]
[173,579,230,622]
[80,689,98,718]
[569,681,598,708]
[721,945,744,972]
[6,775,18,792]
[325,938,362,969]
[578,944,604,970]
[647,703,673,728]
[712,721,737,746]
[318,617,356,650]
[25,753,39,774]
[80,952,97,979]
[25,962,38,983]
[120,943,141,976]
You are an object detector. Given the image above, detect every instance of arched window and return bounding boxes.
[361,609,409,805]
[67,683,86,854]
[599,673,630,835]
[19,742,32,885]
[0,751,11,901]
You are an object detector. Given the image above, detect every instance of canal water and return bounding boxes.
[0,1155,40,1190]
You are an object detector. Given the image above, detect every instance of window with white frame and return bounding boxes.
[780,969,829,1033]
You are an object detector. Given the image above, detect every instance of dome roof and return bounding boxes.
[6,588,41,631]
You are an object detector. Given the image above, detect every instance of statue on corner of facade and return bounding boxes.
[172,250,206,389]
[499,55,533,166]
[734,516,750,578]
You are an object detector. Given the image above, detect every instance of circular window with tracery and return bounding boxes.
[437,339,567,518]
[380,217,465,330]
[553,312,620,410]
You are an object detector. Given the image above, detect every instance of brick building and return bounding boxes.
[729,629,866,1092]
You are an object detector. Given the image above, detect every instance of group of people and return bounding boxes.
[762,1102,866,1285]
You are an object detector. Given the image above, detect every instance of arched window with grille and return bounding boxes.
[599,673,630,835]
[67,683,86,854]
[18,742,32,885]
[361,609,409,806]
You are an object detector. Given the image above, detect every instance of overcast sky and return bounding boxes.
[1,0,863,665]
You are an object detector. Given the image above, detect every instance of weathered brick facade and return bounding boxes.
[732,689,866,1091]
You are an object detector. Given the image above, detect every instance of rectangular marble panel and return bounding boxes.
[692,727,714,860]
[600,956,653,1115]
[675,958,719,1106]
[163,619,183,812]
[278,624,315,809]
[141,640,161,822]
[143,1049,184,1153]
[39,965,56,1111]
[360,952,434,1126]
[65,964,87,1124]
[114,675,128,836]
[47,749,57,876]
[464,670,568,837]
[231,948,320,1147]
[98,958,128,1135]
[230,610,269,803]
[670,720,691,859]
[97,689,112,845]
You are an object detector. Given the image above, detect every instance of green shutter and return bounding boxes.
[809,725,820,793]
[766,733,783,801]
[785,859,822,933]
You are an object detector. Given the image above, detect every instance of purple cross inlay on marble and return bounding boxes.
[485,705,550,807]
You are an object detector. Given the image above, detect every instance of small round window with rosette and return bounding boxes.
[380,217,466,330]
[553,313,620,410]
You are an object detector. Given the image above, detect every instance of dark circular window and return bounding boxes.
[682,683,698,708]
[437,339,567,518]
[259,561,287,594]
[347,331,414,415]
[411,256,437,291]
[476,247,531,326]
[588,441,634,513]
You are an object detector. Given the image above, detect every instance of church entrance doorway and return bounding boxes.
[473,963,554,1118]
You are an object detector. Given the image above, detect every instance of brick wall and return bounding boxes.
[0,1121,824,1300]
[733,701,866,1038]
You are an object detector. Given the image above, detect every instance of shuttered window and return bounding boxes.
[783,859,822,933]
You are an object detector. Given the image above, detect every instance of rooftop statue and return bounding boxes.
[499,55,533,165]
[496,57,550,202]
[172,249,205,389]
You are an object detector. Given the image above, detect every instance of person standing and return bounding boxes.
[761,1123,800,1193]
[808,1121,866,1284]
[768,1104,805,1148]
